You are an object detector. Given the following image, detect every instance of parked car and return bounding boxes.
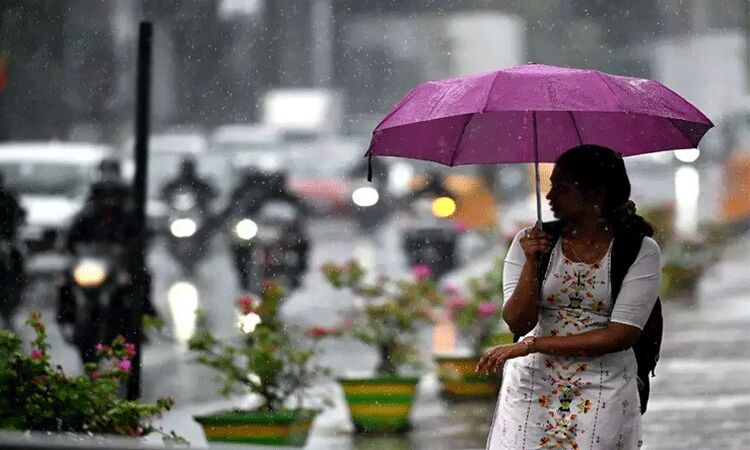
[285,138,365,216]
[0,141,113,274]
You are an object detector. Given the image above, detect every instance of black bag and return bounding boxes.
[533,221,663,414]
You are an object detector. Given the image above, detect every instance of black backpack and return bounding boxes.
[533,221,663,414]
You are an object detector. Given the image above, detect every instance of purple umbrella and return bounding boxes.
[366,63,713,225]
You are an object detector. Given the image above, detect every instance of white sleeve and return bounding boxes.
[502,227,531,301]
[609,237,662,330]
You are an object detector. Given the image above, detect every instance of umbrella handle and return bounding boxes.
[533,111,544,299]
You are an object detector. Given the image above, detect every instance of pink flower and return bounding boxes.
[90,370,100,380]
[306,326,339,338]
[125,343,137,358]
[118,359,132,372]
[411,264,432,282]
[448,294,468,311]
[236,295,256,315]
[30,348,44,360]
[477,302,499,318]
[95,343,105,352]
[443,284,459,295]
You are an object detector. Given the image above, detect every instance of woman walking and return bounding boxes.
[478,145,661,449]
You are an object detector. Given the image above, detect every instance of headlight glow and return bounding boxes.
[235,218,258,240]
[73,259,108,288]
[167,281,199,343]
[352,186,379,207]
[170,218,197,238]
[432,196,457,218]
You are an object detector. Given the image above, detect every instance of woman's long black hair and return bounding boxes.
[555,144,654,238]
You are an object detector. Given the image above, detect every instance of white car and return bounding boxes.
[0,141,113,269]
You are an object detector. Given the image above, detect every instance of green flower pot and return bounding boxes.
[434,355,500,399]
[194,409,318,447]
[661,263,702,298]
[338,375,420,433]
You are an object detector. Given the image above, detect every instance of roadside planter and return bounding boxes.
[436,259,511,399]
[310,261,445,433]
[434,354,500,399]
[194,409,318,446]
[0,313,181,442]
[188,281,328,447]
[338,376,420,433]
[661,238,714,299]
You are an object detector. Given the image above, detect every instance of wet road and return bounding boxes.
[10,215,750,449]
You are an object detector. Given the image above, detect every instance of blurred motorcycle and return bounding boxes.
[351,183,390,230]
[229,200,308,291]
[166,189,208,275]
[57,244,135,364]
[402,189,460,280]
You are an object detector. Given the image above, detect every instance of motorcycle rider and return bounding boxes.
[411,171,452,200]
[227,168,310,288]
[160,158,217,213]
[0,171,26,329]
[57,165,157,359]
[264,171,310,273]
[402,171,458,279]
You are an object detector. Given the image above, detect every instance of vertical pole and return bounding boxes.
[533,111,542,229]
[127,21,152,401]
[532,111,544,299]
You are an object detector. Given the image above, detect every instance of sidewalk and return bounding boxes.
[642,235,750,449]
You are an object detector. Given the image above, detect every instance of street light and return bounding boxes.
[674,148,700,164]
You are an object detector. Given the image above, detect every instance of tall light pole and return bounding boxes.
[311,0,333,87]
[127,21,152,400]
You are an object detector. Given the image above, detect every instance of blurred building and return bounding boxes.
[1,0,747,143]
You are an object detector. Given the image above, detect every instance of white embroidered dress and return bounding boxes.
[486,228,661,450]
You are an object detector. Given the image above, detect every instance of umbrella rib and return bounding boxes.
[568,111,584,145]
[449,114,474,167]
[373,88,421,131]
[666,117,701,149]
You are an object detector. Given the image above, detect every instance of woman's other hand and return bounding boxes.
[476,342,530,374]
[520,228,552,261]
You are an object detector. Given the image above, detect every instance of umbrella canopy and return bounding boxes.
[366,63,713,167]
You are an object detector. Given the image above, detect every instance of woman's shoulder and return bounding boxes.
[639,236,660,255]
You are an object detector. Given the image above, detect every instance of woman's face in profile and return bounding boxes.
[546,165,592,221]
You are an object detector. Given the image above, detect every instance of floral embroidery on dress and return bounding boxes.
[535,257,610,448]
[489,236,644,449]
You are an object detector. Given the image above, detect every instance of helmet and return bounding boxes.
[98,158,122,182]
[179,158,196,176]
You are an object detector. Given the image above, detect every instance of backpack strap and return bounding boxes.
[610,231,646,301]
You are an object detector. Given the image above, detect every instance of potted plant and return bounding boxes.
[311,261,444,433]
[435,259,513,399]
[0,312,181,442]
[661,237,714,299]
[188,280,328,447]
